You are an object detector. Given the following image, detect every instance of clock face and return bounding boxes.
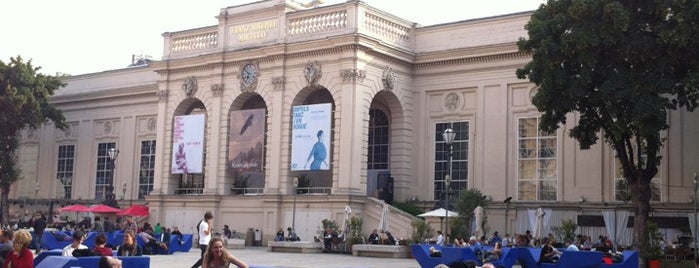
[242,64,257,84]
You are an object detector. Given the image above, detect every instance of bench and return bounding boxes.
[410,244,444,268]
[40,231,72,250]
[267,241,323,253]
[36,255,150,268]
[539,250,603,268]
[352,244,410,258]
[227,238,245,249]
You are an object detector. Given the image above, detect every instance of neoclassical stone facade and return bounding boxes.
[13,0,699,244]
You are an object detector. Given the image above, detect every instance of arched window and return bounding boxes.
[368,109,389,170]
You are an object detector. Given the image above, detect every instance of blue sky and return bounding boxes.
[0,0,544,75]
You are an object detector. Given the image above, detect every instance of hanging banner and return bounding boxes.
[290,103,331,171]
[171,114,205,174]
[229,109,265,172]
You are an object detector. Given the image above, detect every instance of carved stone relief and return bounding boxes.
[104,121,113,135]
[181,76,198,97]
[340,68,366,82]
[147,118,157,132]
[272,76,285,90]
[445,93,460,111]
[529,87,538,104]
[156,90,168,102]
[381,66,396,90]
[303,61,322,86]
[64,125,72,138]
[210,83,223,97]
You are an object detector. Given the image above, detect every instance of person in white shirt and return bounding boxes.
[502,233,512,247]
[191,211,213,268]
[565,239,580,251]
[436,231,444,245]
[62,231,87,256]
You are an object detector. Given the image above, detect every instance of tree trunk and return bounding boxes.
[1,184,9,227]
[628,176,652,250]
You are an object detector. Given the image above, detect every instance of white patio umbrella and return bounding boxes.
[533,207,546,238]
[378,202,389,234]
[340,205,351,236]
[474,206,484,238]
[417,208,459,218]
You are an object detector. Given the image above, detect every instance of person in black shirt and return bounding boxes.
[0,229,14,267]
[31,213,47,254]
[368,229,379,244]
[385,231,396,245]
[223,225,233,239]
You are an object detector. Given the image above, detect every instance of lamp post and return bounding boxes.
[122,182,127,200]
[292,177,299,232]
[694,172,698,256]
[106,147,119,208]
[442,128,455,238]
[34,182,39,209]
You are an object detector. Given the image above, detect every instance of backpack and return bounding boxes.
[196,219,204,233]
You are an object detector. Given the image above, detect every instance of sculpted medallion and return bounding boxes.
[181,76,198,97]
[445,93,460,111]
[304,61,322,86]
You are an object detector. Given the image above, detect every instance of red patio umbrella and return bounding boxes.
[59,204,90,212]
[89,204,122,213]
[118,205,149,216]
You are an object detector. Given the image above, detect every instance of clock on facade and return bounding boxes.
[242,63,258,85]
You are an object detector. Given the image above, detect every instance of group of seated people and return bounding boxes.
[60,229,162,257]
[367,229,396,245]
[274,227,300,242]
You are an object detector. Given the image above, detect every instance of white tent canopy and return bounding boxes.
[418,208,459,218]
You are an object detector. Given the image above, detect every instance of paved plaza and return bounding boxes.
[148,246,421,268]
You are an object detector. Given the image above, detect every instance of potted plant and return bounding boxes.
[409,219,434,244]
[640,222,663,268]
[551,218,577,243]
[348,216,364,250]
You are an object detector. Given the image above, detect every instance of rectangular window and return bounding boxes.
[434,122,469,200]
[614,150,661,202]
[517,117,558,201]
[138,140,156,199]
[95,142,116,200]
[56,145,75,199]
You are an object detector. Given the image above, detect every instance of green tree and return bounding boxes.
[453,189,488,240]
[0,56,66,225]
[516,0,699,251]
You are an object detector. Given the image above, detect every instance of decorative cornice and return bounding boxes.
[339,68,366,82]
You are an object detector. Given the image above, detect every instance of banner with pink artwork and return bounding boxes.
[171,114,205,174]
[229,109,265,172]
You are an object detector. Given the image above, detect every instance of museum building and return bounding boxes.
[11,0,699,244]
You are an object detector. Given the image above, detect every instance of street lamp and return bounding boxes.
[34,182,39,209]
[106,147,119,208]
[694,172,698,256]
[292,177,299,232]
[442,128,455,238]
